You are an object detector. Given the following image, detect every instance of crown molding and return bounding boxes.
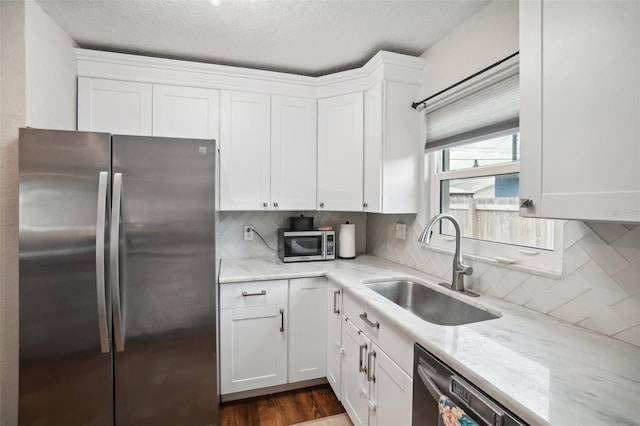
[75,48,425,98]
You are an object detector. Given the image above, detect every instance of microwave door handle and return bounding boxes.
[417,363,443,401]
[95,171,110,353]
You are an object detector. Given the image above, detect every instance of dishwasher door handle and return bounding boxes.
[417,363,442,401]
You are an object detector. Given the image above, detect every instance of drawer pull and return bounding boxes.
[359,312,380,329]
[279,309,284,332]
[242,290,267,297]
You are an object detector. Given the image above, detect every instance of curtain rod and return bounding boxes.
[411,51,519,110]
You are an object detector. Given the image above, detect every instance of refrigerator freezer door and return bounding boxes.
[18,128,113,426]
[112,135,218,425]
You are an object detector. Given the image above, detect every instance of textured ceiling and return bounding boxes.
[35,0,490,76]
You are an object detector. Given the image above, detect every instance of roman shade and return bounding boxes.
[423,56,519,151]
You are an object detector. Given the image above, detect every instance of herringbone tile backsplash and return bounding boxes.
[366,213,640,347]
[217,211,367,259]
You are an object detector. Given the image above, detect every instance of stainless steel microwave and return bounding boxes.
[277,229,335,262]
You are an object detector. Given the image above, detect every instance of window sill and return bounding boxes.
[419,243,563,280]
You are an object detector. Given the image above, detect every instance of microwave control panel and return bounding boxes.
[326,234,335,257]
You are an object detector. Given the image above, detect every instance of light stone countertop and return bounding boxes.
[219,255,640,426]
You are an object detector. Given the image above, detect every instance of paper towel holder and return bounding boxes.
[338,221,356,259]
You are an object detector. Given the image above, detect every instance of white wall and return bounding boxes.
[0,0,26,422]
[368,0,640,348]
[1,1,77,422]
[25,0,77,130]
[419,0,518,99]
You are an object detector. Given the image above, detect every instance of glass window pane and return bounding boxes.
[440,173,554,250]
[444,133,520,171]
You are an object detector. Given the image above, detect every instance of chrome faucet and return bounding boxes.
[418,213,478,297]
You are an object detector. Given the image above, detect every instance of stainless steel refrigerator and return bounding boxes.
[18,128,218,425]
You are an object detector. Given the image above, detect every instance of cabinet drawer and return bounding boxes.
[343,291,381,338]
[343,291,413,377]
[220,280,288,309]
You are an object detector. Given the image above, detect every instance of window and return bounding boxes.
[423,56,562,274]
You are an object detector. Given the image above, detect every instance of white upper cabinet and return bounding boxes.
[78,77,152,135]
[271,96,317,211]
[219,90,271,211]
[76,49,425,214]
[520,0,640,222]
[152,85,219,140]
[364,81,420,214]
[317,93,365,211]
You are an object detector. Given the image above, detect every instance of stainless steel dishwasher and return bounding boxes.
[412,344,527,426]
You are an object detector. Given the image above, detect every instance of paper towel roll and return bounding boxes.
[339,222,356,259]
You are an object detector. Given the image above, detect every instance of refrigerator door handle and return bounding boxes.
[110,173,125,352]
[96,171,110,353]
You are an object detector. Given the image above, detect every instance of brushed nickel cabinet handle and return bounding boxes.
[367,350,376,382]
[358,343,368,373]
[359,312,380,329]
[242,290,267,297]
[333,290,341,314]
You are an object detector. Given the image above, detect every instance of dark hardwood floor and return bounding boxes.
[220,384,346,426]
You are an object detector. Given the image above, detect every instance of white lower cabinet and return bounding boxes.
[342,319,373,426]
[342,319,413,426]
[220,277,329,396]
[289,277,328,382]
[220,304,288,394]
[368,344,413,426]
[326,280,343,399]
[220,280,288,395]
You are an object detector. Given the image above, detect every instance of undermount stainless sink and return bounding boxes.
[364,279,499,326]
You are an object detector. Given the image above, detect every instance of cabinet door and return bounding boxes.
[364,81,421,214]
[317,93,364,211]
[152,85,219,140]
[289,277,327,382]
[341,319,370,426]
[219,304,287,394]
[363,82,384,213]
[220,91,270,210]
[78,77,152,135]
[520,0,640,221]
[369,343,412,426]
[326,281,343,399]
[271,96,317,210]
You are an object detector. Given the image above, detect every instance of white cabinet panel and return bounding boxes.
[520,0,640,222]
[318,93,364,211]
[342,319,370,426]
[220,91,271,210]
[326,281,343,399]
[289,277,327,383]
[364,81,420,214]
[152,85,219,139]
[78,77,152,135]
[369,344,412,426]
[220,304,287,394]
[271,96,317,210]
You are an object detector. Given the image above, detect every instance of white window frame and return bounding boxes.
[427,148,564,276]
